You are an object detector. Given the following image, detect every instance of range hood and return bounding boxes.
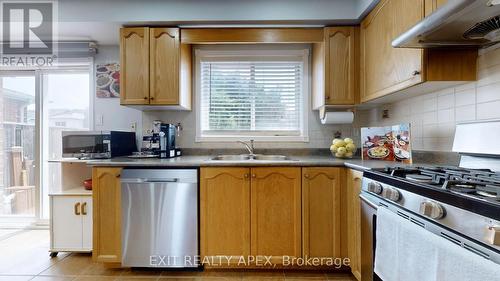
[392,0,500,48]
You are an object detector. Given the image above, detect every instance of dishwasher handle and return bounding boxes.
[121,178,179,184]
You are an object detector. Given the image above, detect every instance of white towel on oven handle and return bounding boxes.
[374,206,500,281]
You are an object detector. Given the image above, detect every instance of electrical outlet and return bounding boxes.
[96,114,104,126]
[130,122,137,131]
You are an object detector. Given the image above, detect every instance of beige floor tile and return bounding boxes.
[0,276,34,281]
[160,270,204,277]
[242,269,285,279]
[39,253,93,276]
[79,263,124,276]
[30,276,75,281]
[72,277,117,281]
[120,268,163,277]
[0,230,66,275]
[117,278,159,281]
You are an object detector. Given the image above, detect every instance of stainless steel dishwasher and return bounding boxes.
[121,169,198,268]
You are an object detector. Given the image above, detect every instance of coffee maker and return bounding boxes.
[159,123,176,158]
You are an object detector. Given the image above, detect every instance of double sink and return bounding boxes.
[211,154,291,161]
[210,140,293,161]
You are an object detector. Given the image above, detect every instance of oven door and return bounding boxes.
[360,193,382,281]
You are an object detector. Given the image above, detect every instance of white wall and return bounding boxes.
[357,46,500,152]
[93,46,142,137]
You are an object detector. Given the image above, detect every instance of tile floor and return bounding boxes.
[0,230,355,281]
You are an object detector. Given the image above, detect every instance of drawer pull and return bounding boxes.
[74,202,81,215]
[81,202,87,215]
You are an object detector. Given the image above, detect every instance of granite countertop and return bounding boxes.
[85,155,413,171]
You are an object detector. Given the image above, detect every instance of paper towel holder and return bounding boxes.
[319,106,356,120]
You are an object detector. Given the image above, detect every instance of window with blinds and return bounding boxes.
[196,47,309,141]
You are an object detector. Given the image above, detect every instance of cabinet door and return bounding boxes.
[81,196,93,250]
[251,167,301,264]
[51,196,83,250]
[200,167,251,266]
[92,167,122,263]
[325,27,358,105]
[150,28,180,105]
[120,27,150,105]
[346,169,363,281]
[302,167,341,258]
[360,0,424,102]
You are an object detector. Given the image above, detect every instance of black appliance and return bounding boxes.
[159,123,176,158]
[62,131,136,159]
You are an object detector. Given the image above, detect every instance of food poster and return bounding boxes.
[96,63,120,98]
[361,123,412,164]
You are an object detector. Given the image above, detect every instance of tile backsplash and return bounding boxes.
[357,46,500,152]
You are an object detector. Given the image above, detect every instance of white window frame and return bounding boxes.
[195,46,309,142]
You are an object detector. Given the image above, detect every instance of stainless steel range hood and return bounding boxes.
[392,0,500,48]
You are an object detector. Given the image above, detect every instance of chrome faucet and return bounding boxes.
[237,139,255,155]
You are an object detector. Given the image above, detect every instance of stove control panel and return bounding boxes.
[419,201,445,220]
[382,187,401,202]
[367,181,383,194]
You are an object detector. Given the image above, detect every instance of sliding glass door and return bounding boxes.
[41,70,91,219]
[0,66,91,225]
[0,74,37,220]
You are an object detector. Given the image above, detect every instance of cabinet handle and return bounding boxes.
[251,174,256,178]
[150,96,155,100]
[304,174,310,179]
[81,202,87,215]
[326,96,330,100]
[412,70,421,76]
[74,202,81,215]
[144,97,148,100]
[244,173,249,179]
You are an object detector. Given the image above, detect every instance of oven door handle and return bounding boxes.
[360,194,378,209]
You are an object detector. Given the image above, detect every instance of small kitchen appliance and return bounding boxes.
[62,131,136,159]
[360,120,500,280]
[159,123,177,158]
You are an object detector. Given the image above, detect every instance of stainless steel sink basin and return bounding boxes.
[211,155,252,161]
[253,154,289,161]
[210,154,289,161]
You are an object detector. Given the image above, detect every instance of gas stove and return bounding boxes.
[378,165,500,204]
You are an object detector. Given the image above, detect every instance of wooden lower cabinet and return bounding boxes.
[251,167,302,265]
[346,169,363,281]
[92,167,122,263]
[200,167,302,267]
[302,167,342,258]
[200,167,251,266]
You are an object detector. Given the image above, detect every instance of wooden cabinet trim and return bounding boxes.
[181,28,324,44]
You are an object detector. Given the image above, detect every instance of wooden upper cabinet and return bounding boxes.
[250,167,301,264]
[360,0,423,102]
[200,167,251,266]
[312,26,359,109]
[120,27,192,109]
[302,167,342,258]
[120,27,150,105]
[360,0,477,103]
[92,167,122,263]
[346,169,363,281]
[150,28,179,105]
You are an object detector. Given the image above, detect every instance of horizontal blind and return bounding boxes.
[200,61,302,133]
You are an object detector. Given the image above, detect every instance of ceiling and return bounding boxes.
[56,0,379,45]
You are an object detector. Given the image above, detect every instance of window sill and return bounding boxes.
[195,135,309,143]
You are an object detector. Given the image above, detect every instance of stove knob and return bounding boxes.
[419,201,445,220]
[382,187,400,202]
[367,182,383,194]
[486,226,500,246]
